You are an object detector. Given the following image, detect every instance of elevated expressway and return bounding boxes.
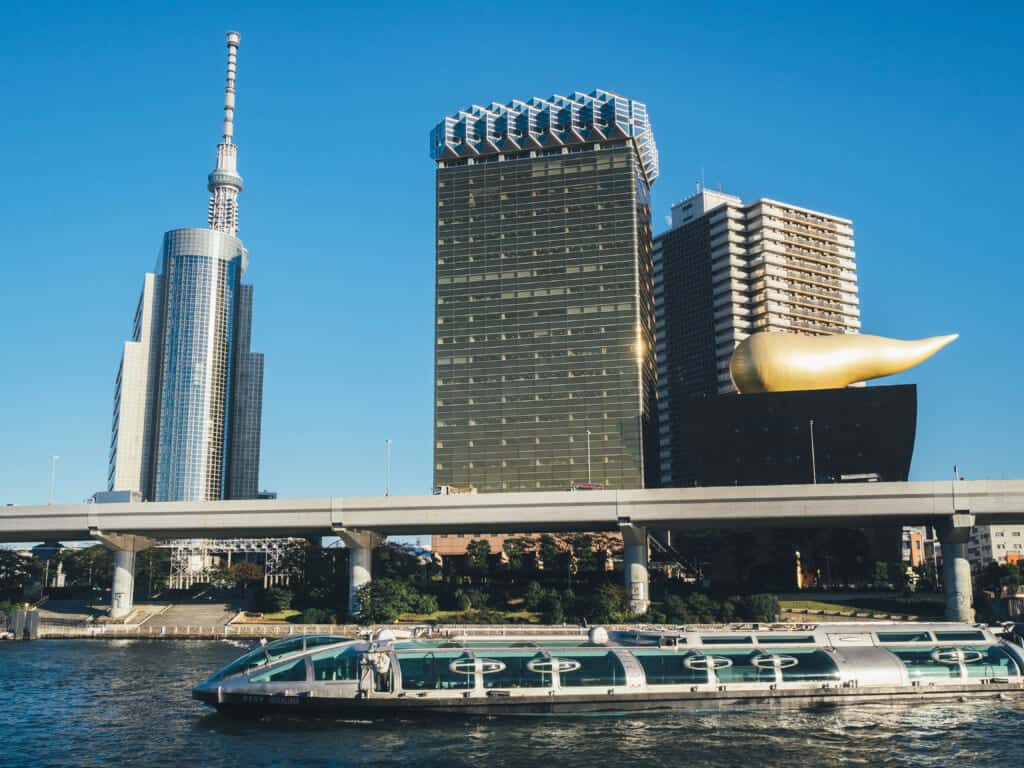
[4,479,1023,621]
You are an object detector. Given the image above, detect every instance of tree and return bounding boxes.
[525,581,546,612]
[260,587,293,613]
[538,535,559,571]
[356,577,423,623]
[136,548,170,599]
[589,584,632,624]
[59,545,112,590]
[503,538,524,573]
[743,594,780,623]
[871,561,891,589]
[229,560,265,586]
[541,592,565,624]
[571,534,596,576]
[0,549,39,597]
[465,539,491,575]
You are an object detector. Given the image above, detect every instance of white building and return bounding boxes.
[967,525,1024,570]
[658,187,860,395]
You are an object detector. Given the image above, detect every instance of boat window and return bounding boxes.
[709,651,776,684]
[557,651,627,688]
[481,652,552,689]
[204,648,268,683]
[311,646,361,681]
[876,632,932,643]
[934,631,987,642]
[264,637,307,659]
[756,635,815,645]
[250,657,308,683]
[960,646,1021,679]
[773,650,841,682]
[398,652,475,690]
[701,636,753,645]
[888,649,962,679]
[633,650,708,685]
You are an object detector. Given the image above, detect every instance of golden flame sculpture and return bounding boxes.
[729,332,958,394]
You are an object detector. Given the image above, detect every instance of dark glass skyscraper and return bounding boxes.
[108,32,264,502]
[431,90,659,493]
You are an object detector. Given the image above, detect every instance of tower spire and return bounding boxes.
[208,31,243,235]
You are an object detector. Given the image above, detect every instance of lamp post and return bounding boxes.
[808,420,817,484]
[385,439,392,497]
[586,430,592,484]
[48,455,60,505]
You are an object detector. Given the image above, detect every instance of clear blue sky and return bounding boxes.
[0,0,1020,505]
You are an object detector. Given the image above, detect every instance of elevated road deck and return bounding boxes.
[4,479,1021,622]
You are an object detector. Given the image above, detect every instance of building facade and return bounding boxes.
[968,525,1024,570]
[652,188,860,487]
[108,32,264,502]
[431,89,659,494]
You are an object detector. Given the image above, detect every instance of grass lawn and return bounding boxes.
[397,608,541,624]
[235,609,302,623]
[780,596,943,619]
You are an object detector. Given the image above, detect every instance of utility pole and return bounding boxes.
[808,420,817,484]
[385,439,392,496]
[586,430,592,484]
[48,455,60,505]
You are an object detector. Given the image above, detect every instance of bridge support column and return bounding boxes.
[90,530,154,620]
[937,512,975,623]
[337,530,383,619]
[620,523,650,615]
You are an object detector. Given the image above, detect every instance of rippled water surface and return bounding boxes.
[2,640,1022,767]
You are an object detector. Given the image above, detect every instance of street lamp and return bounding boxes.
[48,455,60,505]
[586,430,592,484]
[385,439,392,497]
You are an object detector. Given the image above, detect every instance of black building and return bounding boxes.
[673,385,917,487]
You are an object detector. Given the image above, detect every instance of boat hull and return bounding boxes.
[195,682,1024,719]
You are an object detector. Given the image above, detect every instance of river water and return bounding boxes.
[2,640,1022,767]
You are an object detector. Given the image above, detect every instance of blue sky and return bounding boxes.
[0,1,1020,505]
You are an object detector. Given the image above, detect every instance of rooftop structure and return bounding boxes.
[430,89,659,184]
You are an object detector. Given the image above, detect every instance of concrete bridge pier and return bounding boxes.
[337,529,383,619]
[937,511,975,623]
[620,522,650,615]
[90,530,154,619]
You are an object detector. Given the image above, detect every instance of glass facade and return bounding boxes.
[433,141,657,492]
[154,228,245,501]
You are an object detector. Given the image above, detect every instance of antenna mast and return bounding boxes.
[207,31,244,235]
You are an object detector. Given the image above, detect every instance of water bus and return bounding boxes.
[193,623,1024,716]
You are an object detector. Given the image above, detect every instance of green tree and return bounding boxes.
[871,561,891,589]
[503,538,524,573]
[465,539,491,575]
[59,545,112,590]
[229,560,264,587]
[743,594,780,623]
[525,580,546,612]
[357,577,420,623]
[0,549,39,597]
[541,592,565,624]
[685,592,718,623]
[260,587,293,612]
[571,534,596,576]
[538,535,559,571]
[589,584,632,624]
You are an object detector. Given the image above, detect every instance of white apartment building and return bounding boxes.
[662,187,861,394]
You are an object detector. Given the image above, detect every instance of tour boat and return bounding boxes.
[193,623,1024,717]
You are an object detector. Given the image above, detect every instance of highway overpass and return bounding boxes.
[4,479,1022,621]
